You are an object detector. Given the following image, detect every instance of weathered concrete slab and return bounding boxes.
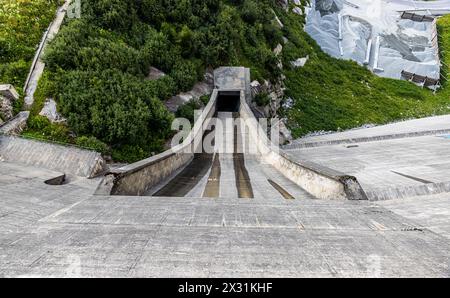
[0,135,105,178]
[0,84,19,101]
[287,115,450,149]
[214,67,248,90]
[0,162,449,277]
[0,111,29,135]
[379,193,450,239]
[288,133,450,200]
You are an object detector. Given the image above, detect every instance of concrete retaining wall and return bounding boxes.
[0,135,105,178]
[96,90,219,196]
[283,129,450,149]
[239,95,367,201]
[366,181,450,201]
[0,112,30,135]
[24,1,71,108]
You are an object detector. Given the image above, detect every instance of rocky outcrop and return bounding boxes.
[277,0,304,14]
[39,98,66,123]
[250,79,285,117]
[165,70,214,113]
[0,84,20,121]
[0,96,14,121]
[291,55,310,68]
[146,67,166,81]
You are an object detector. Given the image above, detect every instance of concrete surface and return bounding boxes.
[287,116,450,200]
[0,135,105,178]
[0,112,30,135]
[380,193,450,239]
[0,85,19,101]
[1,65,449,277]
[24,1,70,108]
[0,160,449,277]
[287,115,450,148]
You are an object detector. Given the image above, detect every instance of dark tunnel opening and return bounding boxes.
[216,92,241,112]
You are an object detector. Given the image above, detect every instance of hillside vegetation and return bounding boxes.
[0,0,60,90]
[24,0,450,161]
[28,0,283,161]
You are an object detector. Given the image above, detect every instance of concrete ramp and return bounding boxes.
[0,135,105,178]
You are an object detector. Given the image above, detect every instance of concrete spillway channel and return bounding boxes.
[150,95,255,199]
[97,67,368,201]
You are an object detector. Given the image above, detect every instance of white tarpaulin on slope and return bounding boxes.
[305,0,450,80]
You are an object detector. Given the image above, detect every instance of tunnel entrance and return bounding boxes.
[216,92,241,112]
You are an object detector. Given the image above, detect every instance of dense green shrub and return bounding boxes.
[26,115,70,143]
[55,69,174,146]
[254,93,271,107]
[0,0,59,88]
[75,136,110,154]
[0,60,29,89]
[175,99,203,124]
[34,0,284,162]
[170,60,199,92]
[111,144,164,163]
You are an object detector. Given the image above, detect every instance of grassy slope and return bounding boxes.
[0,0,60,90]
[279,8,450,137]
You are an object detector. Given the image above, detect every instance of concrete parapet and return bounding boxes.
[366,181,450,201]
[24,1,71,108]
[239,96,367,201]
[283,128,450,150]
[0,111,30,135]
[0,135,105,178]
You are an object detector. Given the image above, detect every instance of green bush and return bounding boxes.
[254,93,271,107]
[175,99,202,124]
[0,60,29,89]
[200,94,211,106]
[0,0,59,88]
[111,142,166,163]
[75,136,110,154]
[170,60,198,92]
[28,115,52,131]
[26,115,70,143]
